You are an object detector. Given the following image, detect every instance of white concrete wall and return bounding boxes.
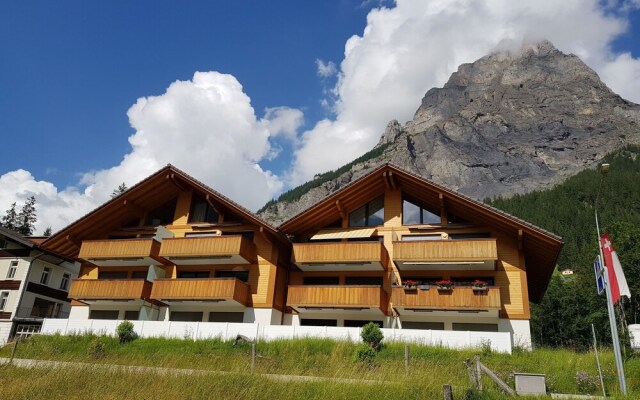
[40,318,513,353]
[69,306,90,320]
[498,319,532,349]
[0,321,13,346]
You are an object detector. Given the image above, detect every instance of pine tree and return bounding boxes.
[16,196,37,236]
[43,226,52,237]
[111,183,128,198]
[1,202,19,231]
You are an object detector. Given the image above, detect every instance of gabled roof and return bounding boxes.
[0,225,74,263]
[43,165,287,257]
[280,163,563,303]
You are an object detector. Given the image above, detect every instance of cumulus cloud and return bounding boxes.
[289,0,640,184]
[1,71,299,233]
[316,59,337,78]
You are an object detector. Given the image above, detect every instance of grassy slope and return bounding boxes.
[1,335,638,399]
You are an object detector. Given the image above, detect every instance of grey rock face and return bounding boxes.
[260,41,640,226]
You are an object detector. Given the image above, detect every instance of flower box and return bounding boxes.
[471,280,488,292]
[435,280,453,291]
[402,280,420,290]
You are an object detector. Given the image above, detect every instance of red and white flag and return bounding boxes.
[601,233,631,304]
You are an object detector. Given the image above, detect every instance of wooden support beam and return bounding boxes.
[518,229,524,251]
[259,226,273,246]
[65,234,81,249]
[389,171,397,190]
[382,171,392,190]
[335,199,346,220]
[167,173,189,192]
[439,193,448,225]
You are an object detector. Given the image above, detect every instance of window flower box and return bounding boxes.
[436,280,453,291]
[402,280,420,290]
[471,280,488,292]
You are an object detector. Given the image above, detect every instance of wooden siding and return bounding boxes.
[68,279,151,300]
[79,239,161,260]
[293,242,387,265]
[393,239,498,262]
[391,286,501,310]
[159,235,256,262]
[0,280,21,290]
[287,285,387,312]
[150,278,249,305]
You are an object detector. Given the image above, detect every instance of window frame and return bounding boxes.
[40,267,51,285]
[0,291,9,311]
[7,260,18,279]
[349,196,385,227]
[402,196,441,225]
[60,273,71,290]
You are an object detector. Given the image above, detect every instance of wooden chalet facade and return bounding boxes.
[43,165,290,325]
[41,163,562,347]
[278,164,563,346]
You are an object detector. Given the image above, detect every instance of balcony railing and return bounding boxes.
[68,279,152,301]
[159,236,256,265]
[391,286,501,311]
[393,239,497,270]
[292,242,388,271]
[150,278,250,306]
[287,285,387,313]
[78,239,167,266]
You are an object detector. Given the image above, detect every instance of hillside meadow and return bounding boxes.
[1,334,639,399]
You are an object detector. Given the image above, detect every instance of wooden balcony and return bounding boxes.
[78,239,167,267]
[287,285,387,314]
[292,242,388,271]
[391,286,501,311]
[68,279,152,301]
[393,239,497,270]
[159,236,256,265]
[150,278,250,306]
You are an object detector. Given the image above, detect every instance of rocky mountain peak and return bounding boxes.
[259,41,640,226]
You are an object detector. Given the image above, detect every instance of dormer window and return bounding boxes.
[189,194,219,223]
[349,196,384,227]
[402,197,440,225]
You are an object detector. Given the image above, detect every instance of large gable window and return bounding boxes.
[402,198,440,225]
[349,196,384,227]
[189,193,219,223]
[145,198,177,226]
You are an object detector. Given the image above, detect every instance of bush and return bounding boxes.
[575,370,598,393]
[360,322,383,350]
[116,320,138,344]
[353,344,377,364]
[88,337,107,359]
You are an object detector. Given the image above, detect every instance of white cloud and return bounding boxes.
[1,71,300,233]
[315,59,337,78]
[289,0,640,184]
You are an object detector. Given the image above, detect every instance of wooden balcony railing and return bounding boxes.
[391,286,501,310]
[292,242,388,270]
[68,279,152,300]
[150,278,250,305]
[159,236,256,265]
[393,239,497,269]
[78,239,166,266]
[287,285,387,313]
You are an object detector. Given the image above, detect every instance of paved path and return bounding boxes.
[0,357,383,385]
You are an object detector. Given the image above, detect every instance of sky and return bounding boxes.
[1,0,640,234]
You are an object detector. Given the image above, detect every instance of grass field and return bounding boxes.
[1,334,639,399]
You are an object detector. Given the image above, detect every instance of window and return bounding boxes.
[452,323,499,332]
[7,260,18,279]
[40,267,51,285]
[145,198,177,226]
[402,321,445,330]
[301,319,337,327]
[89,310,119,320]
[449,233,491,240]
[31,297,57,318]
[60,273,70,290]
[216,270,249,283]
[402,198,440,225]
[344,320,383,328]
[209,312,244,323]
[170,311,203,322]
[401,234,442,241]
[188,194,218,223]
[0,292,8,311]
[349,196,384,227]
[344,276,383,286]
[124,310,139,320]
[178,271,210,279]
[303,276,339,285]
[131,271,148,279]
[98,271,128,279]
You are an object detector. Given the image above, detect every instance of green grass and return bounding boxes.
[2,334,639,399]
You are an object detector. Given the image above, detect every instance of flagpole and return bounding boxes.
[595,163,627,395]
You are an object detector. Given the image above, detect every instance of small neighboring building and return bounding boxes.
[0,226,78,345]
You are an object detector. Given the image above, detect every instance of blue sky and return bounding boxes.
[1,0,640,233]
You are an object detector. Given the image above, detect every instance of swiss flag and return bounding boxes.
[601,233,631,304]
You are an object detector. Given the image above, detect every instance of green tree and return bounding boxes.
[16,196,37,236]
[1,202,19,231]
[111,183,128,198]
[43,226,52,237]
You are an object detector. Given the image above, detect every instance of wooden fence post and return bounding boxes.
[474,355,482,391]
[404,344,409,372]
[443,384,453,400]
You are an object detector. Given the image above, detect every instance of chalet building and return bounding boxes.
[43,166,290,325]
[39,163,562,348]
[278,164,563,346]
[0,226,78,345]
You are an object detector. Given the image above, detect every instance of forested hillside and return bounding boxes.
[487,145,640,349]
